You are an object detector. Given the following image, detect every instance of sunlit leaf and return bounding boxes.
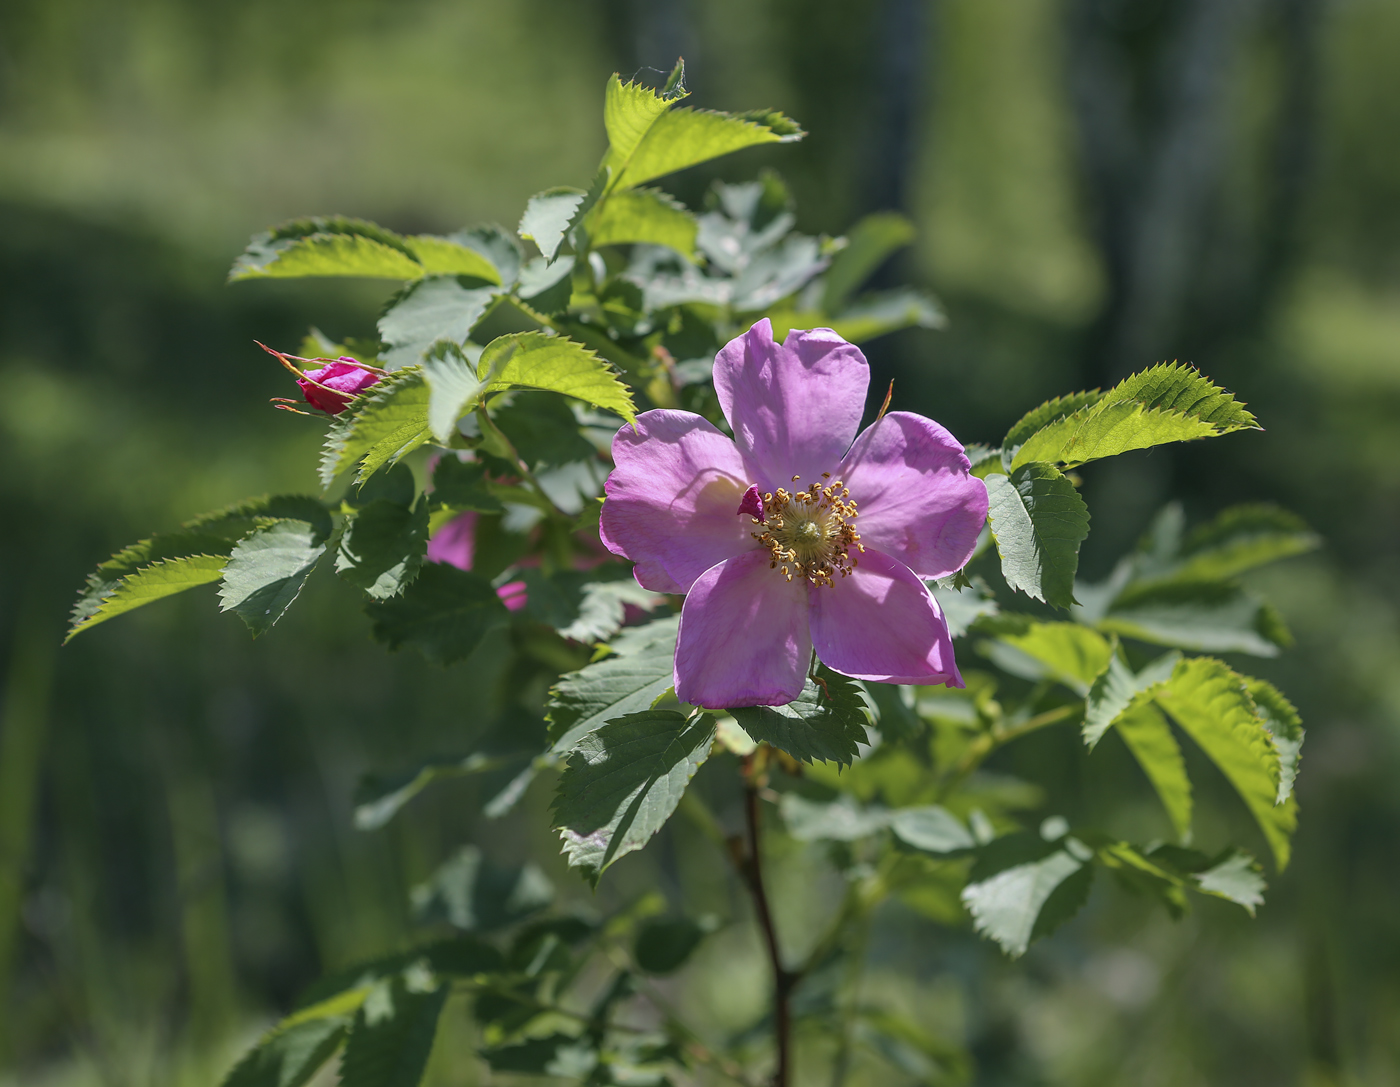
[218,520,326,636]
[378,276,498,370]
[478,332,636,423]
[588,187,698,258]
[985,463,1090,609]
[518,187,587,261]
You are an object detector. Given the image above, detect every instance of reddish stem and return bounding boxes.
[741,767,796,1087]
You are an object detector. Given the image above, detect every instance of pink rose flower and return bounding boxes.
[599,319,989,709]
[297,358,382,414]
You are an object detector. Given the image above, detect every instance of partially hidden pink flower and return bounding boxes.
[425,511,528,612]
[298,358,382,414]
[599,319,989,709]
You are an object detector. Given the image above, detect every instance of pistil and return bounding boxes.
[745,474,863,587]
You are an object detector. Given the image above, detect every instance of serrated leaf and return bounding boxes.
[961,834,1092,957]
[1244,677,1304,803]
[431,457,503,513]
[1155,658,1295,869]
[1082,650,1181,748]
[218,520,326,635]
[1099,580,1288,657]
[780,794,890,842]
[404,235,501,281]
[378,276,498,370]
[518,188,587,261]
[221,989,367,1087]
[552,710,715,880]
[612,107,803,192]
[67,545,229,642]
[1161,504,1319,583]
[889,806,976,853]
[929,576,999,639]
[327,369,433,485]
[478,331,635,423]
[985,464,1090,609]
[230,217,423,282]
[731,233,828,312]
[555,579,668,644]
[600,75,679,184]
[730,668,870,766]
[990,622,1113,696]
[410,845,554,932]
[1194,849,1266,914]
[546,614,679,753]
[821,211,916,313]
[1011,364,1259,470]
[421,342,484,442]
[338,979,446,1087]
[1004,390,1105,452]
[336,497,429,600]
[1116,700,1193,842]
[587,187,697,258]
[183,495,332,544]
[365,562,508,665]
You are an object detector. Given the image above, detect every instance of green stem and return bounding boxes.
[937,703,1081,802]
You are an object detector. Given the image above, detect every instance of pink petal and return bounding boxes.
[600,410,760,594]
[675,551,812,708]
[713,320,870,489]
[426,511,477,570]
[808,549,962,686]
[496,580,529,612]
[837,411,988,580]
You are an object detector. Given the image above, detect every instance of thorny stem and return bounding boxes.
[739,755,797,1087]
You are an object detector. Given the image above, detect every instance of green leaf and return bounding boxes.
[183,495,333,544]
[587,187,698,258]
[600,75,678,185]
[929,576,999,639]
[1154,658,1295,869]
[985,464,1090,609]
[410,845,554,931]
[230,217,423,281]
[552,710,716,880]
[379,276,498,370]
[68,531,233,641]
[555,578,668,644]
[430,457,503,513]
[339,978,447,1087]
[478,332,636,423]
[780,794,891,842]
[365,563,509,665]
[1099,580,1289,657]
[855,1008,971,1085]
[518,188,587,261]
[961,833,1092,958]
[1244,677,1304,803]
[1010,364,1259,470]
[336,497,429,600]
[404,235,501,281]
[990,622,1113,696]
[546,614,679,753]
[612,107,804,192]
[1081,650,1181,748]
[325,368,433,486]
[421,342,484,443]
[221,989,367,1087]
[1164,504,1319,582]
[217,520,325,636]
[766,288,945,344]
[889,806,976,853]
[730,667,871,766]
[1004,390,1105,451]
[1194,849,1266,914]
[479,1036,597,1076]
[821,211,917,313]
[634,916,714,975]
[1115,700,1193,842]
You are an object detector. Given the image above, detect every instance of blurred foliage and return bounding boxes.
[1,0,1399,1084]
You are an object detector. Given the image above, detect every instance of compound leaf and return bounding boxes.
[218,520,326,636]
[339,979,447,1087]
[985,463,1090,609]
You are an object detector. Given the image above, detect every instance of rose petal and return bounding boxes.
[675,551,812,708]
[426,510,477,570]
[837,411,988,580]
[600,409,759,594]
[808,549,962,686]
[713,319,870,489]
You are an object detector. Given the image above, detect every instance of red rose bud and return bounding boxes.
[298,358,382,415]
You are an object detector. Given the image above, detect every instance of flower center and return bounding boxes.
[745,474,863,588]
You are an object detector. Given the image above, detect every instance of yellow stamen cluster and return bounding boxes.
[748,473,863,588]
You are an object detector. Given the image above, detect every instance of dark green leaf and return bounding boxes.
[365,563,509,666]
[339,977,447,1087]
[480,1035,597,1076]
[336,497,429,600]
[184,495,332,544]
[431,457,503,513]
[929,576,999,639]
[546,614,679,753]
[218,520,326,636]
[985,463,1090,609]
[221,989,366,1087]
[552,710,715,880]
[730,667,871,766]
[1161,504,1320,582]
[634,916,714,975]
[1099,580,1289,657]
[410,845,554,932]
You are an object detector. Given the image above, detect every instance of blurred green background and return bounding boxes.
[1,0,1398,1083]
